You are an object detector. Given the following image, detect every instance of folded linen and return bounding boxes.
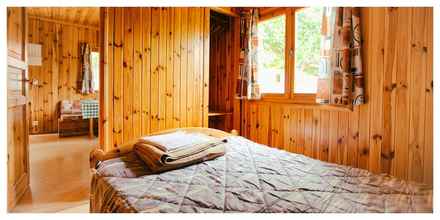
[137,131,217,152]
[134,139,226,173]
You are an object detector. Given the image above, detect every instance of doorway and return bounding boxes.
[10,7,100,213]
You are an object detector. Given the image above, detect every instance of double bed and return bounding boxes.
[89,128,432,213]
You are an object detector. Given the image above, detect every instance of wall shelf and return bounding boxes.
[208,112,233,117]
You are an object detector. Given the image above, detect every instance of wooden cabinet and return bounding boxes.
[7,7,30,211]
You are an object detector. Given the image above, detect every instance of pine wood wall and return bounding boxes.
[100,8,210,151]
[27,17,99,134]
[242,7,433,185]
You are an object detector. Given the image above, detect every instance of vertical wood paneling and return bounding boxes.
[328,111,339,163]
[132,8,142,138]
[194,9,203,127]
[282,106,292,152]
[257,103,270,145]
[338,112,349,165]
[296,109,305,155]
[288,107,297,153]
[165,8,174,129]
[381,8,398,174]
[186,8,194,127]
[357,7,371,171]
[141,8,151,135]
[180,8,188,127]
[150,8,160,133]
[173,8,182,128]
[422,8,433,185]
[393,8,412,179]
[202,8,211,127]
[408,8,427,183]
[101,7,209,151]
[319,111,329,161]
[303,109,313,158]
[347,107,359,167]
[270,104,284,149]
[249,103,258,142]
[101,8,114,150]
[311,109,320,159]
[122,8,133,143]
[113,8,124,147]
[158,8,167,130]
[368,8,385,174]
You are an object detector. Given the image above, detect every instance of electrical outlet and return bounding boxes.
[32,120,38,127]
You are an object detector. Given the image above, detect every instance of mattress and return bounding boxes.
[90,135,432,213]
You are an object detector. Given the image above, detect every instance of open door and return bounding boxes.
[7,7,30,211]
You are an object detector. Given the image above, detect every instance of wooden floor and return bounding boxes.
[12,134,97,213]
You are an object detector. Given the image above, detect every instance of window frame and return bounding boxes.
[256,7,317,104]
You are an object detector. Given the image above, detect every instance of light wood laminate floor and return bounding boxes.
[12,134,97,213]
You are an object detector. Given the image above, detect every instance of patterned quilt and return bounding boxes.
[90,136,432,213]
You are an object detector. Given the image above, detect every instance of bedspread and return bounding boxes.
[90,136,432,213]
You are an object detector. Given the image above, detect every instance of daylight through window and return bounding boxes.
[257,14,286,94]
[294,7,323,94]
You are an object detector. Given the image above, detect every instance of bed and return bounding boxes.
[89,128,432,213]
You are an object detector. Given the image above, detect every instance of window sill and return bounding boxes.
[245,97,353,112]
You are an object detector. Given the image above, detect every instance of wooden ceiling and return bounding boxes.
[27,7,99,28]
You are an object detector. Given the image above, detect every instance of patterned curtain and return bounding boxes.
[316,7,365,107]
[236,8,261,100]
[80,42,93,94]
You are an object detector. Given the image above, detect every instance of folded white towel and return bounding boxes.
[137,131,217,152]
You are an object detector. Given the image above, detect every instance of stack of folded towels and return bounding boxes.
[133,131,227,173]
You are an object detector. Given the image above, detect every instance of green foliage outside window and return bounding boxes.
[259,15,286,71]
[295,7,323,76]
[258,8,323,77]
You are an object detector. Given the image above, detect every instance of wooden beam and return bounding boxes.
[210,7,239,17]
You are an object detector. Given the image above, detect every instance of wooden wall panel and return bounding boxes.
[100,7,210,151]
[27,17,99,134]
[422,7,433,185]
[242,7,433,185]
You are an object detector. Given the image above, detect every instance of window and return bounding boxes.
[294,7,323,94]
[257,14,286,94]
[90,51,100,91]
[255,8,322,103]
